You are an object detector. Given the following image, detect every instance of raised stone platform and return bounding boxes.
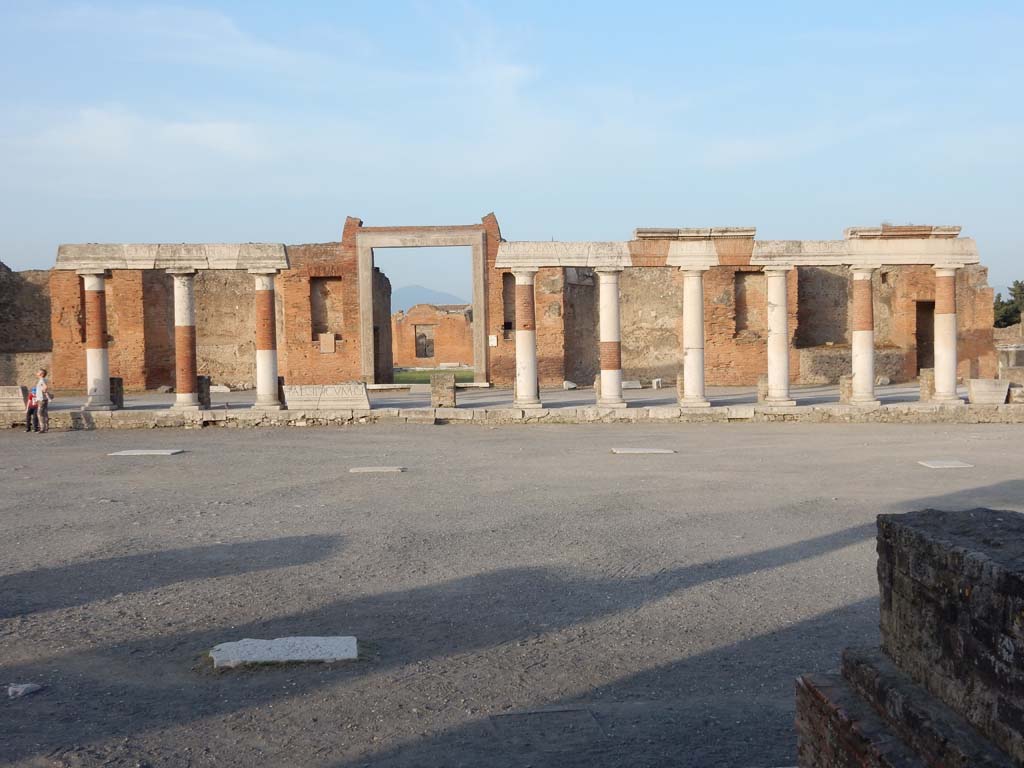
[11,400,1024,430]
[796,508,1024,766]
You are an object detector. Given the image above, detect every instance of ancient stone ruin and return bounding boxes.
[0,218,1001,413]
[796,508,1024,766]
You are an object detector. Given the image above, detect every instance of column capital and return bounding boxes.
[247,268,280,276]
[761,264,794,274]
[679,266,711,275]
[76,268,109,277]
[166,268,198,277]
[933,264,962,277]
[594,267,623,275]
[512,268,538,284]
[850,265,880,279]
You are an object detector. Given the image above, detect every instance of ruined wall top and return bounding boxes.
[55,243,288,272]
[495,224,978,271]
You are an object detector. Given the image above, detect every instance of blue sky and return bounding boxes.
[1,1,1021,297]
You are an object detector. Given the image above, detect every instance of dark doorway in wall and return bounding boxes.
[916,301,935,371]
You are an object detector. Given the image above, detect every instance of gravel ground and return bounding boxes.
[1,423,1021,767]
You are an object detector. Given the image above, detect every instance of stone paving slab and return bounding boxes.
[209,637,358,669]
[918,459,974,469]
[107,449,184,456]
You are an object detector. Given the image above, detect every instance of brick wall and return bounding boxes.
[563,268,598,385]
[391,304,473,368]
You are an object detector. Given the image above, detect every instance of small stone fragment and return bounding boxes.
[108,449,184,456]
[157,385,173,394]
[349,466,406,473]
[918,459,974,469]
[8,683,43,699]
[621,380,643,390]
[562,380,577,390]
[209,636,358,668]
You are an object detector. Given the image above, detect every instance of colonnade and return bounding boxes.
[511,265,961,408]
[78,268,285,411]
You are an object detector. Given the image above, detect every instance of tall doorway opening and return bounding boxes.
[356,227,489,384]
[915,301,935,372]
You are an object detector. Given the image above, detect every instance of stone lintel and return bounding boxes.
[495,241,630,270]
[845,224,962,239]
[633,227,757,240]
[56,243,288,272]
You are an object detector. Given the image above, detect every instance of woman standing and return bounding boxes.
[34,368,50,433]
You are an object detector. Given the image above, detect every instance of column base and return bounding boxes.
[849,397,881,407]
[253,401,285,411]
[932,395,966,406]
[82,402,116,412]
[678,398,711,409]
[170,403,202,411]
[598,399,627,408]
[514,400,543,410]
[762,398,797,407]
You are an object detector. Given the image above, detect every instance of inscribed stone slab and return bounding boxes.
[918,459,974,469]
[282,383,370,409]
[209,636,357,668]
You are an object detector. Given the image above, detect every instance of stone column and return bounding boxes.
[169,269,200,410]
[597,269,626,407]
[80,270,115,410]
[251,270,283,410]
[680,268,711,407]
[933,266,961,403]
[850,267,880,406]
[764,266,796,406]
[513,269,541,409]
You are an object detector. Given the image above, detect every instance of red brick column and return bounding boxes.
[80,270,115,410]
[252,270,283,409]
[512,269,541,408]
[169,269,200,409]
[850,267,880,405]
[932,266,960,403]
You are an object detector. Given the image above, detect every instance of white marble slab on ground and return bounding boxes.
[918,459,974,469]
[209,636,358,668]
[349,466,406,473]
[611,448,676,455]
[108,449,184,456]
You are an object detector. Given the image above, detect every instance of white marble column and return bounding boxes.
[764,266,796,406]
[680,268,710,407]
[932,266,961,403]
[513,269,542,408]
[597,269,626,407]
[169,269,200,410]
[850,267,880,406]
[80,270,115,410]
[251,270,283,410]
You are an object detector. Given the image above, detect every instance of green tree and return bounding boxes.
[994,280,1024,327]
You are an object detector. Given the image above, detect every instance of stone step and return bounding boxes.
[795,672,925,767]
[841,647,1014,767]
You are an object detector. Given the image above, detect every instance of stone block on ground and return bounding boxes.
[210,384,231,393]
[562,380,577,390]
[0,385,28,414]
[838,374,853,404]
[998,365,1024,386]
[919,368,935,402]
[756,374,769,403]
[651,378,663,389]
[349,466,405,473]
[968,378,1010,404]
[108,449,184,456]
[7,683,43,699]
[430,372,457,408]
[209,636,358,668]
[197,375,212,409]
[282,383,370,409]
[110,377,124,409]
[621,380,643,390]
[1009,384,1024,404]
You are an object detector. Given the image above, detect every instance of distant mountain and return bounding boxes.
[390,285,469,313]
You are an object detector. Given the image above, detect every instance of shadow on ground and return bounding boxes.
[0,534,342,618]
